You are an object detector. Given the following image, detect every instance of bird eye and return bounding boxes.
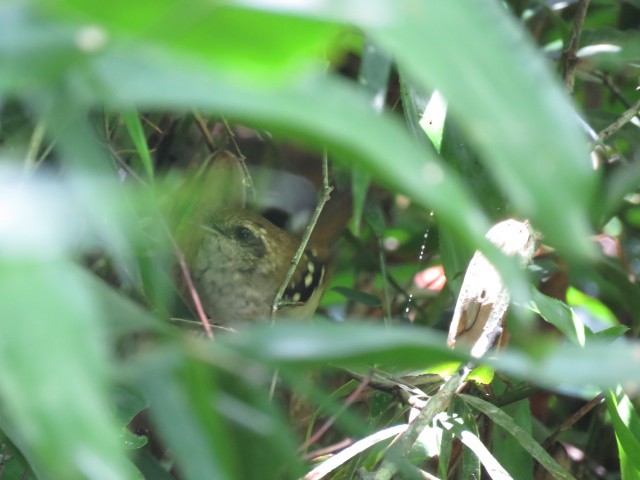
[231,225,254,242]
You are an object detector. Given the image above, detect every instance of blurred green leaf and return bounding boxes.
[595,161,640,226]
[247,0,598,260]
[112,386,149,450]
[221,322,640,392]
[136,350,236,480]
[0,261,138,480]
[135,347,304,480]
[44,1,341,83]
[123,111,154,180]
[333,286,382,308]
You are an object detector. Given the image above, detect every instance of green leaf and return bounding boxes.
[369,0,597,261]
[460,394,575,480]
[123,111,154,180]
[332,286,382,308]
[455,398,482,480]
[605,390,640,479]
[135,347,304,480]
[44,1,341,83]
[594,160,640,226]
[438,409,507,479]
[112,386,149,450]
[222,322,464,368]
[136,350,236,480]
[220,323,640,393]
[528,288,586,346]
[566,286,619,329]
[492,377,533,480]
[0,261,138,480]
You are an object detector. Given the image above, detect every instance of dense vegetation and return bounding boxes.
[2,0,640,478]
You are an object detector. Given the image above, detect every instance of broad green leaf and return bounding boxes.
[605,390,640,479]
[135,347,304,480]
[222,322,463,368]
[43,1,341,83]
[528,288,586,346]
[135,350,236,480]
[221,323,640,392]
[460,394,575,480]
[0,261,138,480]
[594,161,640,226]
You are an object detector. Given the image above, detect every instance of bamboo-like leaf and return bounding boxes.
[123,111,154,180]
[438,411,510,480]
[605,390,640,479]
[460,394,575,480]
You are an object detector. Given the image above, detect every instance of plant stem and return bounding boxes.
[271,151,333,318]
[561,0,590,93]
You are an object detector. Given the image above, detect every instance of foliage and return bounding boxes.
[2,0,640,479]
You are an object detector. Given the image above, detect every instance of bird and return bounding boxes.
[185,193,351,327]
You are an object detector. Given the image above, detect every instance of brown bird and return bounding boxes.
[186,193,351,327]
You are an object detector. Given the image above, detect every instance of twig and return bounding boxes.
[221,118,256,200]
[271,151,333,318]
[304,438,354,461]
[107,144,147,185]
[541,393,604,450]
[299,374,371,452]
[173,244,213,339]
[598,98,640,142]
[561,0,590,93]
[597,71,633,109]
[192,111,218,153]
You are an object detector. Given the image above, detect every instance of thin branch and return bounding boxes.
[561,0,590,93]
[597,71,633,109]
[192,111,218,153]
[271,151,333,318]
[304,438,354,461]
[598,98,640,142]
[299,374,371,453]
[541,393,604,450]
[221,118,256,200]
[173,244,213,339]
